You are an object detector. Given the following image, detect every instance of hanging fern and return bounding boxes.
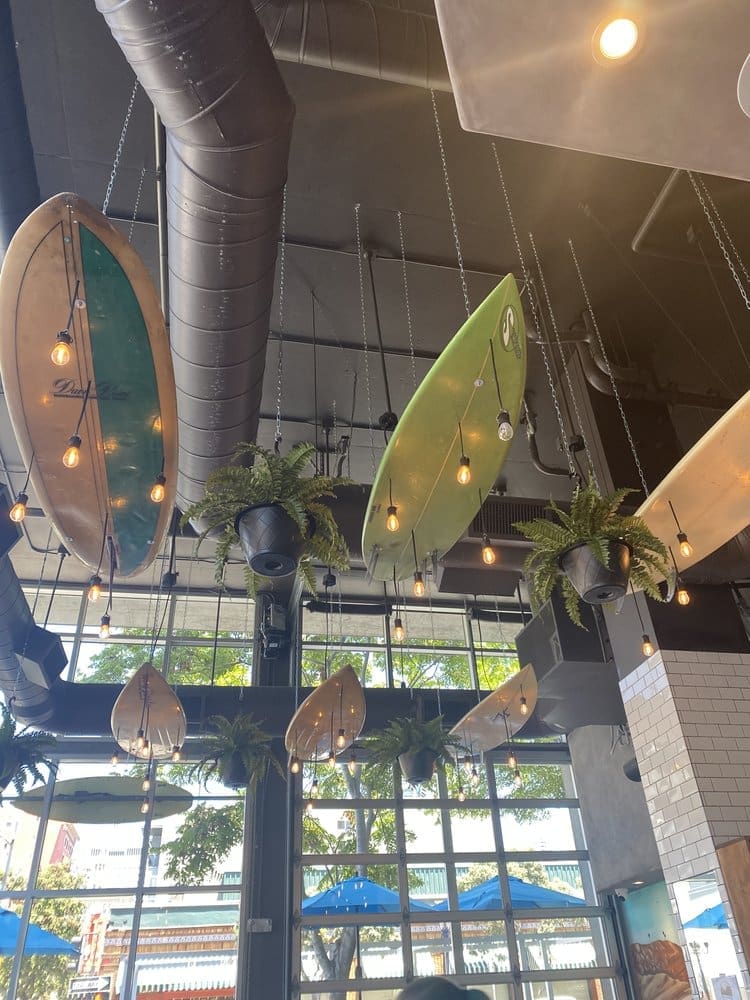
[181,442,351,596]
[0,703,57,798]
[514,481,670,628]
[189,714,284,791]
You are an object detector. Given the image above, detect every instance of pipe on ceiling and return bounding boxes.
[255,0,451,91]
[96,0,295,513]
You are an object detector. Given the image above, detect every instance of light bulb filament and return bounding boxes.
[9,492,28,524]
[386,505,400,532]
[457,456,471,485]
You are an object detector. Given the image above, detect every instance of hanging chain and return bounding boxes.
[569,238,650,498]
[102,78,140,216]
[128,164,147,244]
[397,210,418,388]
[694,173,750,287]
[430,89,471,320]
[529,231,598,488]
[687,170,750,313]
[275,187,288,451]
[491,144,575,477]
[354,204,377,475]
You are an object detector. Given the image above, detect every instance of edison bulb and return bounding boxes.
[305,798,315,813]
[519,695,528,716]
[348,753,358,776]
[457,456,471,485]
[140,799,150,815]
[481,535,496,565]
[497,410,514,442]
[513,768,523,788]
[88,576,102,603]
[99,614,111,639]
[62,435,81,469]
[676,586,690,607]
[150,475,166,503]
[336,728,347,749]
[310,779,319,798]
[110,750,120,766]
[677,532,693,559]
[50,331,72,367]
[171,745,182,762]
[507,750,517,770]
[641,634,655,657]
[142,776,151,792]
[386,505,400,532]
[413,572,426,598]
[457,788,466,803]
[598,17,638,60]
[470,767,480,789]
[393,617,406,643]
[9,492,28,524]
[289,755,301,775]
[136,730,145,751]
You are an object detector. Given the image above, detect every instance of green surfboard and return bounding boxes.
[362,273,526,582]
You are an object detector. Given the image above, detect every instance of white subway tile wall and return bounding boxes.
[620,648,750,991]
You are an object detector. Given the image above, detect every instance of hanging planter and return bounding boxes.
[559,539,632,604]
[190,714,285,792]
[235,502,305,578]
[181,442,350,595]
[515,482,670,628]
[366,716,461,786]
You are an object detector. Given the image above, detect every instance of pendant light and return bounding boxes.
[478,487,496,565]
[9,492,28,524]
[150,473,166,504]
[61,379,92,469]
[676,583,690,606]
[668,501,693,559]
[88,575,103,603]
[386,479,400,533]
[513,768,523,788]
[411,531,426,598]
[348,751,358,776]
[171,745,182,762]
[456,422,471,485]
[519,687,529,716]
[489,340,514,441]
[507,747,518,770]
[631,584,656,659]
[99,614,111,639]
[393,617,406,643]
[50,279,80,367]
[110,748,120,766]
[289,755,301,775]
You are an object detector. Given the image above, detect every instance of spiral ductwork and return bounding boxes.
[96,0,295,512]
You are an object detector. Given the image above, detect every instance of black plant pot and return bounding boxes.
[220,751,249,790]
[559,540,632,604]
[235,503,304,578]
[398,749,438,785]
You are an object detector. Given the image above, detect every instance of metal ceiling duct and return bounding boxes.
[96,0,295,513]
[255,0,450,91]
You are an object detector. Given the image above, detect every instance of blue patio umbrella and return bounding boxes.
[303,875,432,915]
[303,876,431,991]
[684,902,728,929]
[0,906,79,955]
[433,875,584,911]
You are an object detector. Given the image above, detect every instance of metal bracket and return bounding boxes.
[247,918,272,933]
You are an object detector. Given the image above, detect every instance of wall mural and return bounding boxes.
[619,882,691,1000]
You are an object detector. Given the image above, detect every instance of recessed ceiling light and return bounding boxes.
[595,17,639,61]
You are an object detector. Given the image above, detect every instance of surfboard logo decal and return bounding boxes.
[500,305,522,358]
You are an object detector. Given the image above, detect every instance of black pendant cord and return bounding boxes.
[312,290,320,476]
[478,487,487,536]
[209,587,223,686]
[43,544,68,630]
[488,340,505,410]
[667,500,684,534]
[630,583,648,632]
[94,513,110,578]
[411,530,420,574]
[366,251,394,419]
[71,380,93,438]
[16,451,35,497]
[105,536,116,617]
[63,279,81,334]
[516,581,527,626]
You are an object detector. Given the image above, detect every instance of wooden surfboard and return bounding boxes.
[449,664,537,755]
[362,274,526,582]
[636,388,750,577]
[0,193,177,578]
[285,664,366,762]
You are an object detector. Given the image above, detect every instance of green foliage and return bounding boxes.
[515,481,670,627]
[79,631,251,685]
[0,703,57,798]
[0,862,84,1000]
[162,801,245,884]
[366,716,462,766]
[180,442,351,595]
[190,714,284,791]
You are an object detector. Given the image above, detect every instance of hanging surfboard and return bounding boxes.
[636,387,750,578]
[285,664,366,762]
[362,273,526,581]
[0,193,177,578]
[449,664,537,755]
